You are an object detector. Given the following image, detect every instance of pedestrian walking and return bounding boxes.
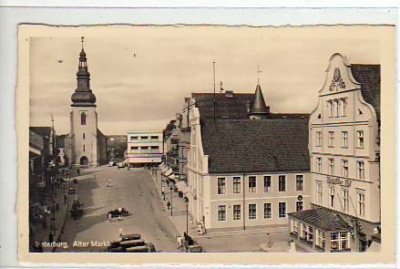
[48,232,54,243]
[108,213,112,222]
[64,194,67,205]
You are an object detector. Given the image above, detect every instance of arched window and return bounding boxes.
[81,112,87,125]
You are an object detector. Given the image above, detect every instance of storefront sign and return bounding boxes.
[327,176,351,187]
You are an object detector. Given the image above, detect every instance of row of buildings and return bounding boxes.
[160,53,381,252]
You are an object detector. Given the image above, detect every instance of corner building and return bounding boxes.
[186,86,311,231]
[289,53,381,252]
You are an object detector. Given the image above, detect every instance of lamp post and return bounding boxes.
[169,184,173,217]
[184,196,189,235]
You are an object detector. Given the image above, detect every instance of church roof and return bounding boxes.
[201,118,310,174]
[351,64,381,123]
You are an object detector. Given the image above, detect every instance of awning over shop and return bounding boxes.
[175,181,188,193]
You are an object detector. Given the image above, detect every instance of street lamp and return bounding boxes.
[184,196,189,235]
[169,184,174,217]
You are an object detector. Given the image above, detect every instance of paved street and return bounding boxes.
[56,166,180,252]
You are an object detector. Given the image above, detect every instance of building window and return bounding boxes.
[296,201,303,212]
[328,131,335,147]
[357,191,366,217]
[316,131,322,147]
[218,205,226,221]
[83,133,85,140]
[151,135,158,140]
[342,188,349,212]
[301,224,314,244]
[327,101,333,117]
[335,100,340,117]
[264,203,271,219]
[342,159,349,177]
[329,186,335,207]
[248,176,256,193]
[316,181,323,204]
[316,229,326,249]
[130,136,138,141]
[328,158,335,175]
[80,112,86,125]
[357,161,365,179]
[278,175,286,192]
[141,146,148,151]
[341,131,348,148]
[264,176,271,192]
[316,157,322,173]
[141,136,149,140]
[296,175,304,191]
[233,177,241,194]
[330,232,349,251]
[278,202,286,218]
[233,205,241,220]
[217,178,226,194]
[151,146,159,150]
[249,204,257,220]
[130,146,139,152]
[342,99,348,116]
[357,130,364,148]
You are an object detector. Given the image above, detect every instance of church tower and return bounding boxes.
[70,37,99,166]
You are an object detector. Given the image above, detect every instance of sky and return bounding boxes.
[29,25,386,135]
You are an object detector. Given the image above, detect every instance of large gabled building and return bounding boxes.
[289,53,381,252]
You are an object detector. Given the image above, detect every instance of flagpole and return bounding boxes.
[213,61,216,123]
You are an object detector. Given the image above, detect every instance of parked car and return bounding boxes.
[117,162,125,169]
[108,161,116,167]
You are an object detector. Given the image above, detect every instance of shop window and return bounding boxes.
[316,229,326,250]
[330,231,349,252]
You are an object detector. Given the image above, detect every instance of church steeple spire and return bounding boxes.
[248,77,270,120]
[71,37,96,107]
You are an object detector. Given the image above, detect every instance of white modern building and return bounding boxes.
[289,53,381,252]
[126,131,163,166]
